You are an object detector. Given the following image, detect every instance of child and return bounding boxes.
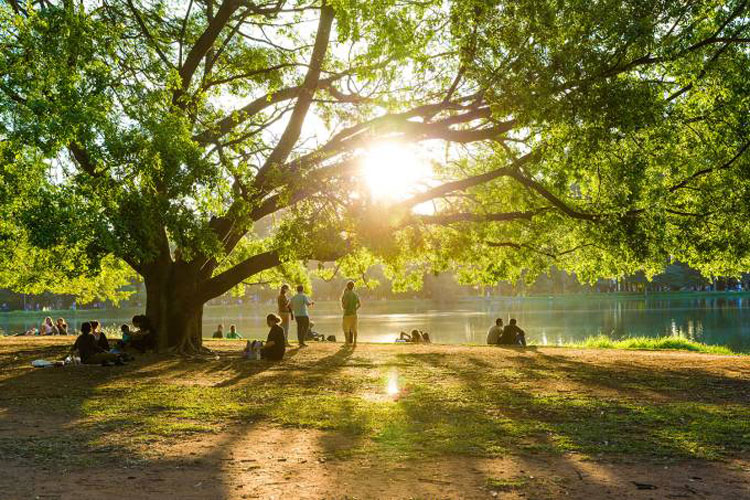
[116,324,131,351]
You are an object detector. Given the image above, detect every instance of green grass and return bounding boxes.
[560,335,737,354]
[1,339,749,468]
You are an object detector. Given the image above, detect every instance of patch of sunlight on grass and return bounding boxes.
[562,335,738,354]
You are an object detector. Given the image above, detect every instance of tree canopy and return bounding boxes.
[1,0,749,349]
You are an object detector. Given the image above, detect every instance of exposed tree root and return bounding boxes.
[169,335,215,358]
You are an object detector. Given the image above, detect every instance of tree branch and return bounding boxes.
[254,4,335,188]
[668,140,750,192]
[174,0,242,105]
[199,249,281,302]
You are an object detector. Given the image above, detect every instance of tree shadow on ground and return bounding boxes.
[0,340,364,497]
[1,340,749,498]
[397,351,750,460]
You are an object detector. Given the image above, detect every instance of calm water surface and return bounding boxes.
[2,294,749,351]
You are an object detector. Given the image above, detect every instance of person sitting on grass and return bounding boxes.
[56,318,68,336]
[499,318,526,346]
[40,316,58,336]
[90,320,110,351]
[212,324,224,339]
[422,332,432,343]
[487,318,504,345]
[226,324,243,339]
[116,324,132,350]
[71,322,122,366]
[129,315,156,353]
[261,314,286,361]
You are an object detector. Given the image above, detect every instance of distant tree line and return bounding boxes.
[4,263,749,312]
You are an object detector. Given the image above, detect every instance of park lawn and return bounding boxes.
[1,337,749,498]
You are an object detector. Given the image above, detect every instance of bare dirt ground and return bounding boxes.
[1,338,749,499]
[2,428,748,499]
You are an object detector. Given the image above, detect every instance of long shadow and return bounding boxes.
[530,350,750,404]
[400,351,750,458]
[389,351,750,496]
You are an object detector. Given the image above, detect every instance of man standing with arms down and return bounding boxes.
[341,281,361,344]
[290,285,314,348]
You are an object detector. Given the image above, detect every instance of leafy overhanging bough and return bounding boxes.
[1,0,749,352]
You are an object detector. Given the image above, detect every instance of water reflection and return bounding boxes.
[2,295,749,351]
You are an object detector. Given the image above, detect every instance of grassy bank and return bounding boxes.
[558,335,739,355]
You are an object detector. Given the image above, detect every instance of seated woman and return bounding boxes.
[40,317,58,336]
[55,318,68,336]
[90,320,110,351]
[421,332,432,343]
[260,314,286,361]
[71,322,121,365]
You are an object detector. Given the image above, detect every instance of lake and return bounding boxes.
[2,293,749,352]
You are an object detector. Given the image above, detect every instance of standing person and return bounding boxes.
[289,285,314,347]
[500,318,526,346]
[340,281,361,344]
[487,318,503,344]
[277,284,293,347]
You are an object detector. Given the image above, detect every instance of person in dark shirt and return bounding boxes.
[71,322,120,365]
[397,330,422,343]
[499,318,526,346]
[213,324,224,339]
[91,320,110,351]
[260,314,286,361]
[129,315,156,353]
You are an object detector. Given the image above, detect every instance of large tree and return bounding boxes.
[1,0,749,351]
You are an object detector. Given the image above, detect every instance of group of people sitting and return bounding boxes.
[397,329,432,343]
[15,316,69,336]
[487,318,527,346]
[212,323,243,339]
[68,315,155,366]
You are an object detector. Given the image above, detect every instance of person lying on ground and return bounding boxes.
[56,318,68,336]
[487,318,504,345]
[71,322,122,366]
[226,324,243,339]
[398,330,423,343]
[260,314,286,361]
[213,324,224,339]
[499,319,526,346]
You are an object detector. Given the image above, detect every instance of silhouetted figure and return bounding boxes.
[499,318,526,346]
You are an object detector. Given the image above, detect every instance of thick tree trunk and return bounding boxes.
[143,261,207,354]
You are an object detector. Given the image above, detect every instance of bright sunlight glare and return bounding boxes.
[362,143,433,201]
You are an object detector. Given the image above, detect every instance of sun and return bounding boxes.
[361,142,432,201]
